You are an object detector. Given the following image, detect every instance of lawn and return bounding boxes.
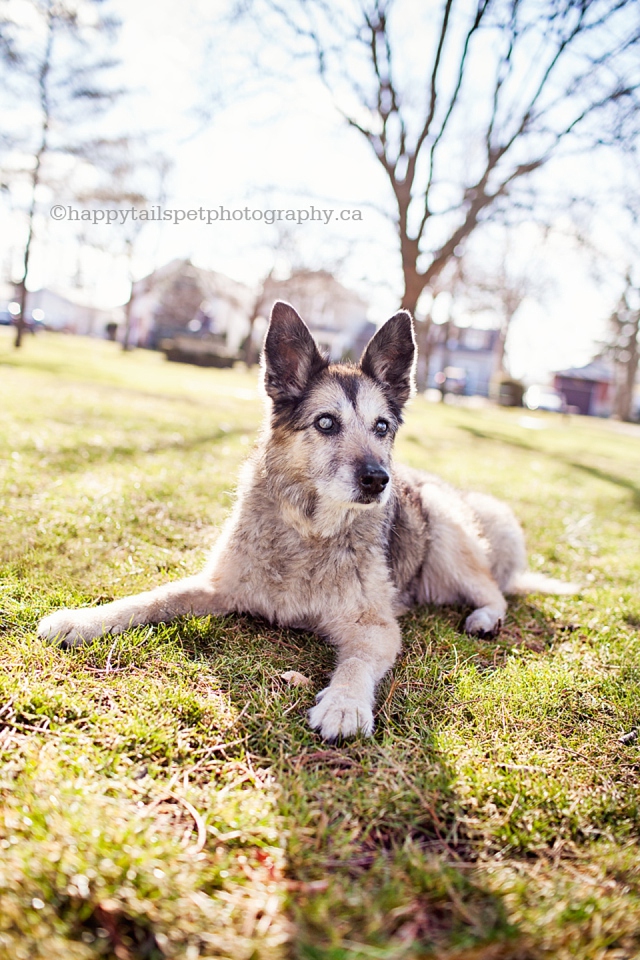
[1,328,640,960]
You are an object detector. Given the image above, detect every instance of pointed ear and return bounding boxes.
[360,310,416,410]
[262,301,326,402]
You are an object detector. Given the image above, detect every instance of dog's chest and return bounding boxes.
[225,509,387,625]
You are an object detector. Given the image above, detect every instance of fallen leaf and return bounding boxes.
[281,670,311,687]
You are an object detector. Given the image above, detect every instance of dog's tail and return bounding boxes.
[507,571,581,596]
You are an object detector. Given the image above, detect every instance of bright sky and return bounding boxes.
[2,0,631,383]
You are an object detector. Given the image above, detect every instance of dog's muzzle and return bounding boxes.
[356,461,389,501]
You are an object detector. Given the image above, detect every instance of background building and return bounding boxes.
[428,325,501,397]
[128,259,254,353]
[3,286,119,335]
[554,360,615,417]
[256,270,373,361]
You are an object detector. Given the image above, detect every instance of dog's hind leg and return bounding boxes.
[422,553,506,636]
[460,574,507,638]
[423,544,507,638]
[308,613,402,740]
[38,575,229,647]
[418,484,508,638]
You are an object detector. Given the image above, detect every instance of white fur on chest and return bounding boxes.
[208,487,394,628]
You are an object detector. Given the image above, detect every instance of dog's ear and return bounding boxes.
[360,310,416,409]
[263,301,326,402]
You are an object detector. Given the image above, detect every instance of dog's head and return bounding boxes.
[261,301,416,520]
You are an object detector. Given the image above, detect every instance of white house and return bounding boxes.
[128,259,254,353]
[256,270,372,360]
[11,287,119,336]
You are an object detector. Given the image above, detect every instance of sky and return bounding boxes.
[1,0,632,383]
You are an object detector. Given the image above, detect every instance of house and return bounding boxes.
[256,270,372,360]
[128,260,254,353]
[428,325,501,397]
[553,360,615,417]
[9,286,119,336]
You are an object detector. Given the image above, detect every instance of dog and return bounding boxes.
[38,301,577,740]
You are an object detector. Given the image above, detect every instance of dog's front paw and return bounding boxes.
[308,687,374,740]
[465,607,502,638]
[37,609,114,647]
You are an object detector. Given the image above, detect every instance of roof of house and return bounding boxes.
[554,359,614,383]
[133,259,253,310]
[261,269,368,314]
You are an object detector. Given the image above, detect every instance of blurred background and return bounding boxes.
[1,0,639,420]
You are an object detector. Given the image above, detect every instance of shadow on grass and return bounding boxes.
[34,599,565,956]
[172,610,550,956]
[34,425,249,473]
[457,423,640,510]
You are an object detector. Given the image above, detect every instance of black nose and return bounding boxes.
[357,462,389,496]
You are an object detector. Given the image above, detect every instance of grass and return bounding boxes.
[1,327,640,959]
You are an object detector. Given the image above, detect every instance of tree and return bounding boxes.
[243,0,640,313]
[0,0,123,347]
[239,227,297,367]
[241,225,358,366]
[411,258,462,392]
[76,144,173,350]
[0,5,18,70]
[582,155,640,421]
[606,276,639,421]
[457,239,547,375]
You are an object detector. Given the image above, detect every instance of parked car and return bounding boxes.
[523,385,565,412]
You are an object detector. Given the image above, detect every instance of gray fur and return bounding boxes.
[38,301,578,740]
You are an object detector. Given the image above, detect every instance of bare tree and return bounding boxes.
[0,0,123,347]
[76,144,173,350]
[0,5,18,70]
[242,0,640,313]
[240,227,298,367]
[243,225,357,366]
[458,242,547,375]
[577,153,640,421]
[413,310,434,392]
[243,265,276,367]
[412,259,463,392]
[604,186,640,421]
[606,276,639,421]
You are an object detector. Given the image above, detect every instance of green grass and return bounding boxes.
[1,328,640,959]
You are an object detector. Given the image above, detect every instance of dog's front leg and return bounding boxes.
[308,613,402,740]
[38,574,229,647]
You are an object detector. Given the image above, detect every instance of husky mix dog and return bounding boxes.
[38,301,576,740]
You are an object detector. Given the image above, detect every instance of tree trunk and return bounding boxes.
[121,239,135,351]
[15,10,53,348]
[414,315,433,392]
[400,269,424,316]
[244,267,274,367]
[243,303,262,368]
[15,280,28,349]
[614,314,639,421]
[15,163,40,349]
[401,266,430,389]
[121,283,134,351]
[439,320,451,402]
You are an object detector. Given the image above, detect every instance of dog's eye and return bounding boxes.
[315,414,337,434]
[374,419,389,436]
